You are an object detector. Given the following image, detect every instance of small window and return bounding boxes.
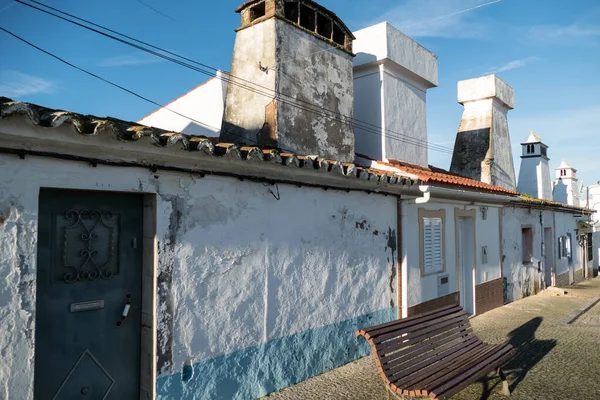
[522,227,533,264]
[316,13,333,39]
[284,2,298,23]
[482,246,488,265]
[558,236,567,259]
[526,144,534,154]
[561,169,566,177]
[541,146,547,157]
[423,217,444,275]
[299,4,316,31]
[332,24,345,47]
[249,1,266,22]
[566,233,573,264]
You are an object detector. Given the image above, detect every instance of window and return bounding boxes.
[561,169,566,177]
[526,144,534,154]
[566,233,573,264]
[299,4,316,31]
[249,1,266,22]
[541,146,547,157]
[333,24,345,46]
[482,246,488,265]
[316,13,333,39]
[522,227,533,264]
[284,1,299,23]
[423,217,444,274]
[558,236,568,259]
[419,209,446,276]
[588,233,594,262]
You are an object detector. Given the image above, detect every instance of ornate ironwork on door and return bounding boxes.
[57,209,120,283]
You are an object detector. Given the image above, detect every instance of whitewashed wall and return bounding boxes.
[0,154,398,399]
[401,200,502,315]
[502,207,550,302]
[502,206,583,302]
[138,72,227,136]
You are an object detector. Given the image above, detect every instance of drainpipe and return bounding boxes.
[408,185,431,204]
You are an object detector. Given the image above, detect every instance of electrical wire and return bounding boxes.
[16,0,455,155]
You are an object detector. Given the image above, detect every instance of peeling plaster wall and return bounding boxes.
[0,154,397,399]
[402,200,502,314]
[276,21,355,162]
[501,207,549,303]
[502,207,583,302]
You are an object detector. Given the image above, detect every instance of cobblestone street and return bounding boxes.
[263,278,600,400]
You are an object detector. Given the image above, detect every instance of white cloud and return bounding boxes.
[367,0,503,38]
[0,70,56,97]
[486,57,539,74]
[97,54,164,67]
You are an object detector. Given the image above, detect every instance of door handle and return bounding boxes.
[116,293,132,327]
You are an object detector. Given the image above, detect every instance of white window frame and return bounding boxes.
[419,209,446,277]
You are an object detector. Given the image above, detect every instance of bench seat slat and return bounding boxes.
[372,310,466,344]
[379,324,474,366]
[359,304,460,336]
[380,330,477,374]
[429,345,516,399]
[435,348,516,400]
[406,343,505,393]
[387,336,481,384]
[376,316,472,354]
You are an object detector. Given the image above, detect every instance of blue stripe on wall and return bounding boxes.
[156,307,396,399]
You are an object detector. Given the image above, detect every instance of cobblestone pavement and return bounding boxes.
[263,277,600,400]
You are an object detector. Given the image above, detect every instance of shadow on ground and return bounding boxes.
[475,317,557,400]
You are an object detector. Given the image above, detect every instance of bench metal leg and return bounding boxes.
[497,367,511,396]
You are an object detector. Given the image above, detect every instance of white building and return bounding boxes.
[517,131,552,200]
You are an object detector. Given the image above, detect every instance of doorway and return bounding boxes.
[457,216,475,315]
[34,189,144,399]
[544,228,554,287]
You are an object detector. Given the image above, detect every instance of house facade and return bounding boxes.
[0,0,595,399]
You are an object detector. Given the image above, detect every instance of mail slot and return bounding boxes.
[70,300,104,312]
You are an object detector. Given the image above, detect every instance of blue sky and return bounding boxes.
[1,0,599,191]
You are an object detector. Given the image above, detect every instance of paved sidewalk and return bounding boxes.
[263,278,600,400]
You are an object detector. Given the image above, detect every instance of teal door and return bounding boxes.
[34,189,143,399]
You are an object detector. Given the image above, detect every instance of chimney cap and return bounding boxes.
[457,74,514,109]
[235,0,355,40]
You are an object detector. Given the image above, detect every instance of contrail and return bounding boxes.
[405,0,503,28]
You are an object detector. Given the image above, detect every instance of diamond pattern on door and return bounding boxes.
[53,350,115,400]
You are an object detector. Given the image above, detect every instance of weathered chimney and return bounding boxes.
[516,131,552,200]
[352,22,438,167]
[450,74,517,191]
[220,0,356,162]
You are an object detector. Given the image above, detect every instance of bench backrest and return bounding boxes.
[356,305,476,382]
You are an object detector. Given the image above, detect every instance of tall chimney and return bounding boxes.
[553,160,580,206]
[352,22,438,167]
[220,0,356,162]
[516,130,552,200]
[450,74,517,191]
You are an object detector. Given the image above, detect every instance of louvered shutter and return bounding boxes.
[423,217,443,274]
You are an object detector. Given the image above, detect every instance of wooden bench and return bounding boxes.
[356,305,516,399]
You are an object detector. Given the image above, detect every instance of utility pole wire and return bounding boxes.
[132,0,176,22]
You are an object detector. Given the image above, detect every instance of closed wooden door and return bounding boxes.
[34,189,143,399]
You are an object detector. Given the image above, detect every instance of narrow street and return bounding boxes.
[264,278,600,400]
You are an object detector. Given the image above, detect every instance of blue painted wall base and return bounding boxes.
[156,308,396,399]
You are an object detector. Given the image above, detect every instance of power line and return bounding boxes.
[132,0,176,22]
[14,0,455,155]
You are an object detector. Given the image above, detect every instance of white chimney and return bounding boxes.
[352,22,438,166]
[517,130,552,200]
[553,160,580,206]
[450,74,516,191]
